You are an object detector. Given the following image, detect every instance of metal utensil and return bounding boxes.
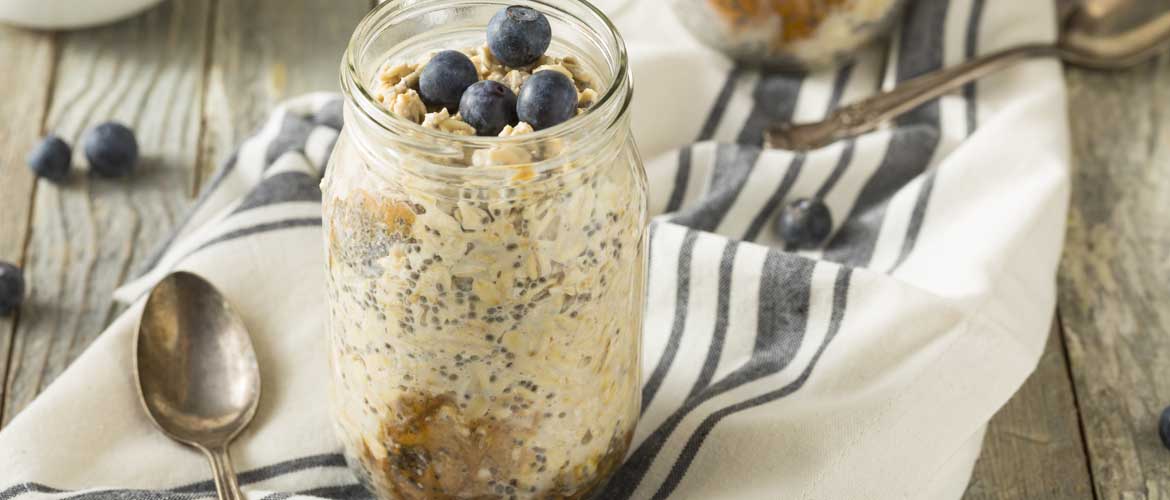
[766,0,1170,150]
[134,271,260,500]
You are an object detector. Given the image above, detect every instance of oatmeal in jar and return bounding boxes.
[323,2,646,499]
[672,0,905,68]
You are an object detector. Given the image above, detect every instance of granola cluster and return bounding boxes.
[372,45,600,139]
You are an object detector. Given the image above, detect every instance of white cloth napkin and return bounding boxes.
[0,0,1068,498]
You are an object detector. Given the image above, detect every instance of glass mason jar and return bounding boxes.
[321,0,647,498]
[671,0,906,69]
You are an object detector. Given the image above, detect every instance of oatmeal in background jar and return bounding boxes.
[673,0,907,69]
[321,0,647,498]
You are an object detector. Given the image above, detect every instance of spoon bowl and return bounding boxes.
[135,271,259,500]
[1060,0,1170,69]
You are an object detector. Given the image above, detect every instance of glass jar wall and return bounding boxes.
[322,0,648,497]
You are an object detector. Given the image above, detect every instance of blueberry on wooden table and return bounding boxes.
[26,134,72,183]
[774,198,833,249]
[517,70,577,130]
[1160,405,1170,450]
[0,262,24,316]
[487,5,552,67]
[419,50,479,113]
[460,80,518,136]
[83,122,139,177]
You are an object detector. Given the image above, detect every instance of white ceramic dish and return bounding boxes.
[0,0,165,30]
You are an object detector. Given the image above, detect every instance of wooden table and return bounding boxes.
[0,1,1165,498]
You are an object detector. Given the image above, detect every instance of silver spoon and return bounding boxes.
[134,271,261,500]
[766,0,1170,150]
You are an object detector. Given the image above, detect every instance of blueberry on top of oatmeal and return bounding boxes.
[26,135,72,183]
[419,50,479,112]
[83,122,139,178]
[487,6,552,67]
[517,70,577,130]
[372,5,597,141]
[1160,405,1170,450]
[459,80,519,136]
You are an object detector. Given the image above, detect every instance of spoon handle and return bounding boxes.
[764,43,1058,150]
[202,445,245,500]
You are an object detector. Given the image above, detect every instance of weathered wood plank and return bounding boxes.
[0,27,55,426]
[963,316,1094,500]
[1059,55,1170,499]
[198,0,370,186]
[1,0,212,426]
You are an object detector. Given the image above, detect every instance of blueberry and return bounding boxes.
[487,6,552,67]
[774,198,832,249]
[1160,406,1170,450]
[460,80,518,136]
[0,261,24,316]
[517,71,577,130]
[419,50,479,113]
[83,122,139,177]
[26,135,72,183]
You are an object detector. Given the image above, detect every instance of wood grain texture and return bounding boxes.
[6,4,1163,500]
[1,0,212,426]
[1059,55,1170,500]
[0,27,55,423]
[198,0,370,186]
[963,316,1094,500]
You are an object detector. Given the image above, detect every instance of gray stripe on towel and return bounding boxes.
[605,251,817,498]
[742,63,853,242]
[265,113,318,167]
[671,70,804,232]
[653,266,853,499]
[822,0,951,267]
[893,0,987,270]
[666,66,746,214]
[686,240,739,398]
[232,171,323,214]
[640,229,700,414]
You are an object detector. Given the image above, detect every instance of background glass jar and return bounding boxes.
[671,0,907,69]
[322,0,647,498]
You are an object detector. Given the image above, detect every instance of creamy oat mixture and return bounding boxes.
[323,43,644,499]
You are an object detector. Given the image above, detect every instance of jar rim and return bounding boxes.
[341,0,631,174]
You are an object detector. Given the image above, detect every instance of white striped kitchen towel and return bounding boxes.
[0,0,1068,498]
